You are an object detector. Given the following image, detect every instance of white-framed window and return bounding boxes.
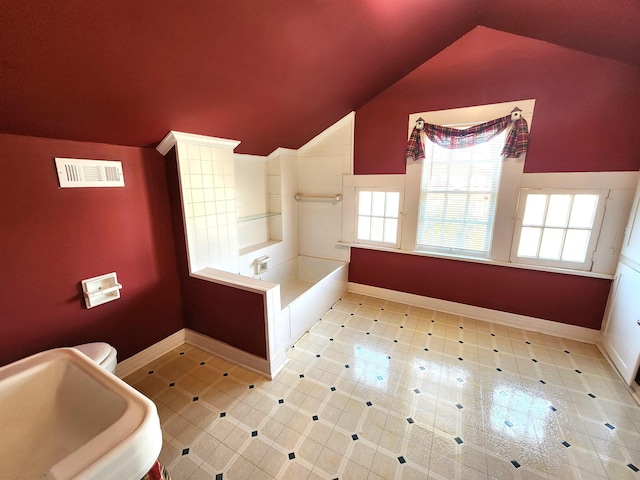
[511,189,607,270]
[355,188,402,247]
[401,100,535,262]
[416,130,506,256]
[341,98,637,277]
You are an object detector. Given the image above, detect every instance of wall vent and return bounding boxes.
[55,158,125,188]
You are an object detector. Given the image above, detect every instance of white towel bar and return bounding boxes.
[295,193,342,202]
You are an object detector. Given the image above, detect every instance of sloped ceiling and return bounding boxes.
[0,0,638,155]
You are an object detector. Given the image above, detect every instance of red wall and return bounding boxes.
[165,149,268,358]
[0,134,184,366]
[350,248,610,330]
[351,27,640,330]
[355,27,640,175]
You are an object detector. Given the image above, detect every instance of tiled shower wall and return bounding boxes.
[176,141,239,274]
[297,113,353,262]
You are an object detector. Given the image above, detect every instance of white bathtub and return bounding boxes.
[260,256,348,350]
[190,255,348,378]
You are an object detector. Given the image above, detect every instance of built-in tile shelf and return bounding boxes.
[239,240,281,257]
[237,212,282,223]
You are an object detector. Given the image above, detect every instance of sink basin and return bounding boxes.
[0,348,162,480]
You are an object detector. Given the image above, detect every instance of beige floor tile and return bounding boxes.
[123,294,640,480]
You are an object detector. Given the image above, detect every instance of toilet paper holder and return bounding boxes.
[81,272,123,309]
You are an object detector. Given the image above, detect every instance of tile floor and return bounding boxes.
[124,293,640,479]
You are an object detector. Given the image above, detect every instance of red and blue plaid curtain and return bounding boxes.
[405,114,529,161]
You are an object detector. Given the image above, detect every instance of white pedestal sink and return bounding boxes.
[0,348,162,480]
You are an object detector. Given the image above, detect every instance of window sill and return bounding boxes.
[337,242,614,280]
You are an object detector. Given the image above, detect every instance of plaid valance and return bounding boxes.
[405,114,529,162]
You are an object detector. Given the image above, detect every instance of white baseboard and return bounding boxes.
[115,329,187,378]
[596,342,640,406]
[185,329,285,380]
[115,328,288,380]
[348,282,600,344]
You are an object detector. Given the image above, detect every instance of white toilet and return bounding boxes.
[73,342,118,374]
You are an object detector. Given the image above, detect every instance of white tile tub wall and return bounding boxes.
[177,141,239,274]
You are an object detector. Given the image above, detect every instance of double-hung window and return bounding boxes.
[416,130,506,256]
[348,99,629,276]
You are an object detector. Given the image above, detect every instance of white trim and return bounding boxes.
[234,153,268,163]
[192,267,278,294]
[115,329,186,378]
[156,130,241,156]
[267,147,298,161]
[347,282,600,344]
[185,329,288,380]
[596,343,640,406]
[114,328,289,381]
[521,171,639,190]
[408,100,536,131]
[298,112,355,157]
[342,243,614,279]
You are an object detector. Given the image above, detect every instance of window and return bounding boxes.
[356,189,401,247]
[416,130,506,255]
[346,99,632,277]
[511,190,606,270]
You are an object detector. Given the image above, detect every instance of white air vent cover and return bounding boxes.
[55,157,125,188]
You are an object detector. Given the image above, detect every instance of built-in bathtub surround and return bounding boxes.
[159,127,350,379]
[297,112,353,262]
[158,131,241,274]
[124,293,640,480]
[235,154,283,255]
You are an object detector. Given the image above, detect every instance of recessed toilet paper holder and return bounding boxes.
[81,272,123,309]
